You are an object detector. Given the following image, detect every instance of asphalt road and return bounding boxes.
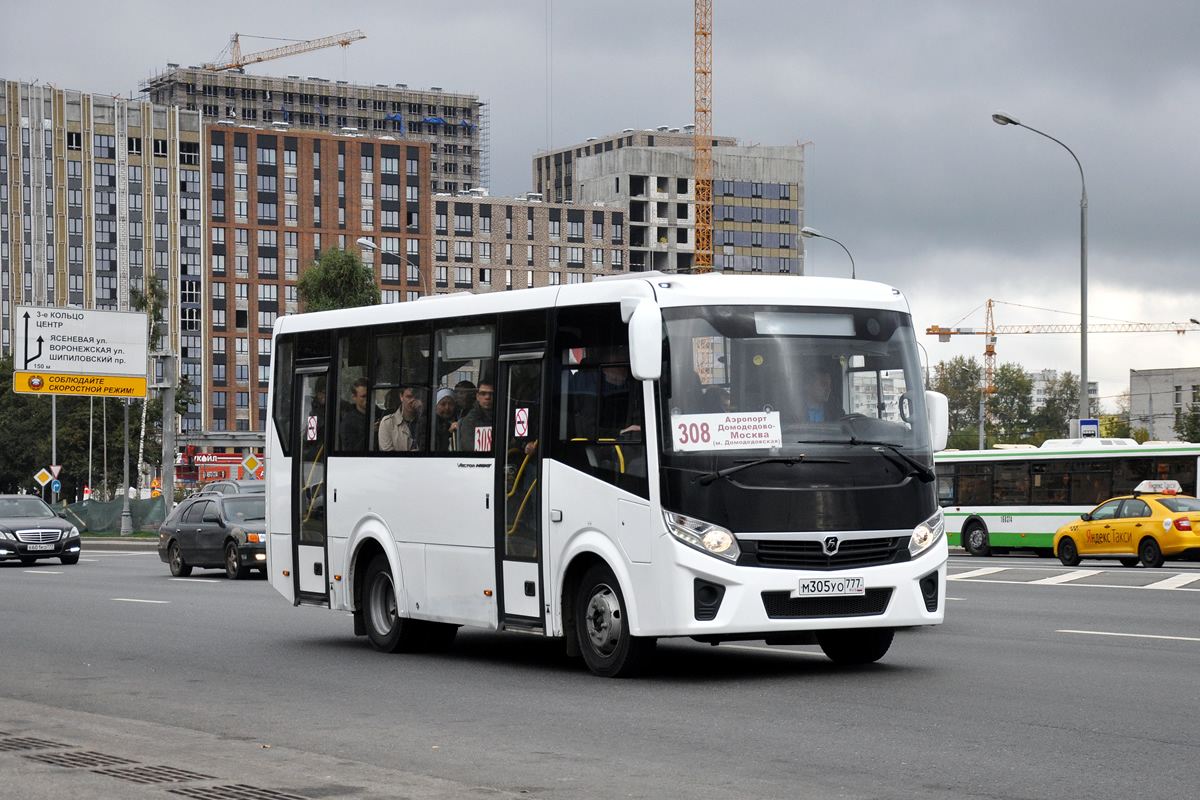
[2,546,1199,799]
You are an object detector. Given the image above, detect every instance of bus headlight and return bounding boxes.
[663,511,741,562]
[909,508,944,558]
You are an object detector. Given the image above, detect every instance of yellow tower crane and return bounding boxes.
[203,30,367,73]
[693,0,713,273]
[927,299,1200,392]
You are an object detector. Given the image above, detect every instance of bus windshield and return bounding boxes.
[658,305,934,523]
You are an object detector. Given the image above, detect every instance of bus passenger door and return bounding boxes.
[293,368,330,606]
[497,353,545,630]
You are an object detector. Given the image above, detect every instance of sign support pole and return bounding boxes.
[52,396,57,504]
[120,398,133,535]
[161,355,175,514]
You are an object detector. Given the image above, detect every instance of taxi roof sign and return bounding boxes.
[1134,479,1182,495]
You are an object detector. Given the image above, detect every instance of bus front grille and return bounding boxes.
[743,537,909,570]
[761,588,893,619]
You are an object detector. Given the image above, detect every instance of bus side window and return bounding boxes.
[432,321,493,453]
[272,335,295,456]
[335,330,371,454]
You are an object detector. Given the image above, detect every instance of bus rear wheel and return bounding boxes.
[363,554,423,653]
[575,563,656,678]
[816,628,894,665]
[963,523,990,557]
[1138,537,1165,569]
[1057,537,1081,566]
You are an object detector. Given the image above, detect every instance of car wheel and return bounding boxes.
[168,541,192,577]
[1057,537,1081,567]
[816,628,895,665]
[963,523,991,557]
[60,553,80,565]
[362,553,423,653]
[1138,537,1165,569]
[1119,557,1141,568]
[224,541,250,579]
[574,563,656,677]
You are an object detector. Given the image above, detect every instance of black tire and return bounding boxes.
[168,541,192,577]
[224,541,250,579]
[1057,537,1081,567]
[60,553,80,565]
[816,628,894,665]
[362,553,423,653]
[1138,537,1165,569]
[1119,557,1141,568]
[574,563,656,677]
[963,523,991,557]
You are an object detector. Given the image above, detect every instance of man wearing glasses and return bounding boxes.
[457,378,495,453]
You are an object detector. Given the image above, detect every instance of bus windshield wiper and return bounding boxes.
[693,455,847,486]
[793,438,935,483]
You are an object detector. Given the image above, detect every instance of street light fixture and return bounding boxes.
[799,226,855,279]
[992,110,1089,424]
[356,237,428,297]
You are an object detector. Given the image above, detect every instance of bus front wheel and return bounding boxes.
[363,554,423,653]
[963,523,991,557]
[1138,537,1165,569]
[816,628,894,665]
[575,563,656,678]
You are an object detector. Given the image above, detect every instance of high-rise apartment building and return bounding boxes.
[144,67,487,191]
[0,79,204,431]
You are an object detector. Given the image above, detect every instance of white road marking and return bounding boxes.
[1058,629,1200,644]
[23,570,63,575]
[112,598,170,604]
[1143,573,1200,590]
[1030,569,1101,585]
[946,596,966,601]
[948,567,1006,580]
[168,577,220,583]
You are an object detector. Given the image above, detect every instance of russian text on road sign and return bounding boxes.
[14,306,149,398]
[35,469,52,487]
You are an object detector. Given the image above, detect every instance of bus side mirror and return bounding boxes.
[925,390,949,452]
[623,299,662,382]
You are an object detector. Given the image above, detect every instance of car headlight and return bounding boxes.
[0,528,13,540]
[663,510,741,562]
[909,508,945,558]
[70,526,80,538]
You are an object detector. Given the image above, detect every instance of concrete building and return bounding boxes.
[143,67,488,191]
[1129,367,1200,441]
[0,79,203,432]
[569,145,805,275]
[533,128,738,203]
[1030,369,1099,414]
[201,123,433,440]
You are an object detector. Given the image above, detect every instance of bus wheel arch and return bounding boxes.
[1138,536,1165,568]
[572,560,656,677]
[962,518,991,557]
[361,552,425,653]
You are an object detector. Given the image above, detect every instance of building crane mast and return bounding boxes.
[693,0,713,273]
[203,30,367,73]
[928,298,1200,392]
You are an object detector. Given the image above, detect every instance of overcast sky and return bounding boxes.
[4,1,1199,413]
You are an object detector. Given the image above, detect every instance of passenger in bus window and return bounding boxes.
[458,379,495,452]
[573,365,642,440]
[454,380,477,420]
[339,378,371,452]
[802,361,845,422]
[379,385,426,452]
[433,388,459,451]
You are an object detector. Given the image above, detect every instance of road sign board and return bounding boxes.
[51,479,61,493]
[35,469,52,487]
[1079,418,1100,438]
[13,306,149,398]
[49,465,62,478]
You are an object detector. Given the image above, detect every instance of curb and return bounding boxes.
[82,537,160,552]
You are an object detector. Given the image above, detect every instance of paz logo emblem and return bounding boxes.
[823,536,840,556]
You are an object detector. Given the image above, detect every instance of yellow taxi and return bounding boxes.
[1054,480,1200,568]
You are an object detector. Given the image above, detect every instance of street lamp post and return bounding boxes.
[992,111,1089,424]
[799,226,855,279]
[356,237,428,297]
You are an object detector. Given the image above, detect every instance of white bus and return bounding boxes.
[265,273,950,676]
[936,439,1200,557]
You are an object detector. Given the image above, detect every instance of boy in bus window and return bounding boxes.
[339,378,371,452]
[458,379,495,452]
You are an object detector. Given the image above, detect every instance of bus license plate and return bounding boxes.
[798,576,865,596]
[25,544,54,551]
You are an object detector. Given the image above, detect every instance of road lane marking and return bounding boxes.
[168,577,221,583]
[112,598,170,604]
[23,570,63,575]
[1058,629,1200,643]
[1144,573,1200,590]
[1031,569,1101,585]
[948,567,1006,580]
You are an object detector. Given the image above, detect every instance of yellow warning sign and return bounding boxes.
[14,371,147,398]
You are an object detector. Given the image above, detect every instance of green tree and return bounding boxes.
[989,362,1034,444]
[296,247,381,312]
[931,356,982,449]
[1173,405,1200,443]
[1030,371,1082,443]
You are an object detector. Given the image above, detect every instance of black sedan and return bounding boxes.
[0,495,81,565]
[158,494,266,579]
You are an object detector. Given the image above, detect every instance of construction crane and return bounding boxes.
[202,30,366,72]
[693,0,713,273]
[927,298,1200,392]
